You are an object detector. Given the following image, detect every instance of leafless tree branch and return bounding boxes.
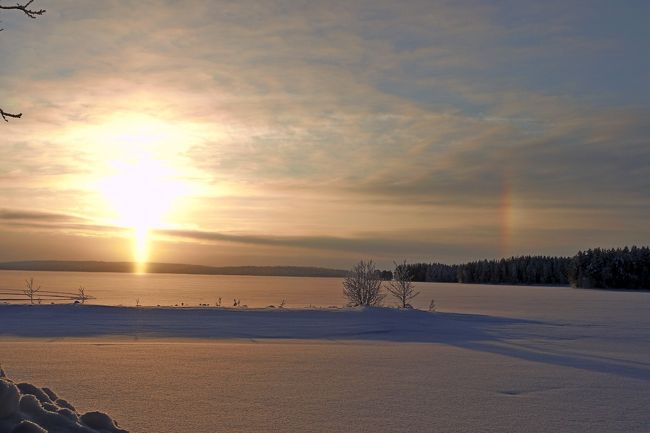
[343,260,385,307]
[0,1,46,20]
[23,277,41,304]
[1,1,45,120]
[386,260,419,308]
[0,108,23,121]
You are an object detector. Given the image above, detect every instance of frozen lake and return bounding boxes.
[2,269,648,320]
[1,271,649,432]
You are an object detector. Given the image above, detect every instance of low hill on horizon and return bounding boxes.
[0,260,349,278]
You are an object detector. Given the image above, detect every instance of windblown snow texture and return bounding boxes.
[0,367,127,433]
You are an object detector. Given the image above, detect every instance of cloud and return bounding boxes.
[0,209,83,223]
[0,208,127,237]
[156,227,494,259]
[0,206,493,261]
[0,1,648,264]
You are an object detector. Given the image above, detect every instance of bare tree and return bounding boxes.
[0,0,46,121]
[23,277,40,304]
[76,286,89,304]
[386,260,419,308]
[343,260,385,307]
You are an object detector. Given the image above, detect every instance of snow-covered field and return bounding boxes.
[1,284,649,432]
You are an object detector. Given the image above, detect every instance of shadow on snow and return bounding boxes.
[1,304,648,381]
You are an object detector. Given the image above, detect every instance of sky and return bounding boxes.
[0,0,648,268]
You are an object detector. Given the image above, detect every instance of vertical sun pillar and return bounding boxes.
[133,227,149,274]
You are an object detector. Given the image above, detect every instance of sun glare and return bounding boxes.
[64,115,211,272]
[99,156,188,272]
[133,227,149,274]
[90,119,193,273]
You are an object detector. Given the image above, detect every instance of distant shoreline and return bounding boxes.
[0,260,349,278]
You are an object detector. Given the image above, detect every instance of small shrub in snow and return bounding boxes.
[76,286,89,304]
[343,260,385,307]
[386,260,420,308]
[23,278,40,305]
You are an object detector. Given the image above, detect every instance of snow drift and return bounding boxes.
[0,304,448,341]
[0,367,127,433]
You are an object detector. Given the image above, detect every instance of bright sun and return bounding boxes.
[99,157,185,272]
[89,117,194,273]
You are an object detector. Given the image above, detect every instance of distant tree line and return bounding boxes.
[401,262,459,283]
[568,246,650,289]
[381,246,649,290]
[394,256,570,285]
[373,269,394,281]
[458,256,570,285]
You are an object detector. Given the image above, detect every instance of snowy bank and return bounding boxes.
[0,304,547,343]
[0,304,443,341]
[0,367,127,433]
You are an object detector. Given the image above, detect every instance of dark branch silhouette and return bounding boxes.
[0,108,22,121]
[0,1,46,21]
[1,0,45,121]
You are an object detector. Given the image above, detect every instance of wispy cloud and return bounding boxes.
[0,0,648,265]
[0,209,82,223]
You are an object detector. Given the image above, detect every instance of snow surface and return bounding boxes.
[0,304,528,342]
[1,285,649,433]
